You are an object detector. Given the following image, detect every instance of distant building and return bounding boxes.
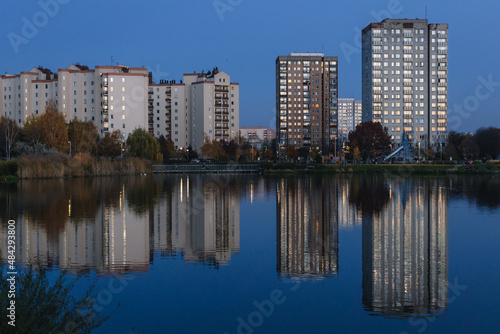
[239,126,275,148]
[362,19,448,147]
[276,52,338,156]
[338,98,362,142]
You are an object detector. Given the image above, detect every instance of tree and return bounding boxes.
[475,127,500,159]
[264,149,273,160]
[0,116,21,159]
[287,145,298,162]
[23,114,43,146]
[126,128,162,162]
[158,135,177,162]
[37,100,69,152]
[458,134,479,160]
[98,130,123,157]
[200,135,226,161]
[68,119,99,155]
[0,262,110,333]
[348,122,392,159]
[353,147,361,162]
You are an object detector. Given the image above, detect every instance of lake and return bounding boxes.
[1,174,500,334]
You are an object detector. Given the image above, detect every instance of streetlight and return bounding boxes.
[251,144,254,161]
[68,141,71,156]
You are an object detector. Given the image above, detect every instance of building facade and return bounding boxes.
[1,65,239,152]
[148,68,240,151]
[338,98,362,142]
[276,53,338,156]
[239,126,275,149]
[362,19,448,148]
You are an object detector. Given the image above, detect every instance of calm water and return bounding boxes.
[1,174,500,334]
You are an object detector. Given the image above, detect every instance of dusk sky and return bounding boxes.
[2,0,499,133]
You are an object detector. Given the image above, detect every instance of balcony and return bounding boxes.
[404,106,413,110]
[438,82,448,86]
[438,66,448,70]
[438,49,448,54]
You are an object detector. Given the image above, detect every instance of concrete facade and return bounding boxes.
[338,98,362,142]
[276,52,339,155]
[362,19,448,148]
[1,65,239,152]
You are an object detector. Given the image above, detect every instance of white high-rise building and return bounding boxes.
[362,19,448,148]
[338,98,362,141]
[1,65,240,152]
[145,68,240,150]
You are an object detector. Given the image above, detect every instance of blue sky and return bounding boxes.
[1,0,499,132]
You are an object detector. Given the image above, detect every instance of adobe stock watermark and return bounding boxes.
[224,280,301,334]
[448,74,500,131]
[213,0,244,21]
[340,0,412,64]
[7,0,72,54]
[399,277,468,334]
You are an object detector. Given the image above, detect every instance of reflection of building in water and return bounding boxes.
[0,183,150,275]
[277,177,338,279]
[150,175,240,267]
[362,179,448,317]
[336,179,362,229]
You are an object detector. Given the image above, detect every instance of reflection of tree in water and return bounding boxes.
[125,176,164,215]
[349,176,390,215]
[0,178,124,240]
[451,176,500,210]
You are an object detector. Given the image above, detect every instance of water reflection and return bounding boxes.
[362,178,449,318]
[276,176,339,280]
[0,175,253,274]
[150,175,241,267]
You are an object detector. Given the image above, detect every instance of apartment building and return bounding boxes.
[276,52,338,155]
[148,68,240,151]
[1,65,239,152]
[239,126,276,149]
[338,98,362,142]
[362,19,448,148]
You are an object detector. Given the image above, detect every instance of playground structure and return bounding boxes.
[384,131,413,164]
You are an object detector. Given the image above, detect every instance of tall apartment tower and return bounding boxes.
[276,53,338,155]
[362,19,448,148]
[338,98,362,142]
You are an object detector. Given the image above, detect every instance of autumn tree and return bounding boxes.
[23,114,43,146]
[348,121,392,159]
[68,119,99,155]
[158,135,177,162]
[126,128,162,162]
[287,145,298,162]
[200,135,226,161]
[0,116,21,159]
[264,149,273,160]
[98,130,123,157]
[37,100,69,152]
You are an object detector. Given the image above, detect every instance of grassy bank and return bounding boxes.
[14,154,151,179]
[262,163,500,175]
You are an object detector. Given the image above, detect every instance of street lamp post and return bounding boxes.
[68,141,71,156]
[251,144,254,161]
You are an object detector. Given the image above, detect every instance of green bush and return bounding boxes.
[0,262,110,333]
[0,159,18,176]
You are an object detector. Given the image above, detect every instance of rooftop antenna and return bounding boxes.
[425,6,428,20]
